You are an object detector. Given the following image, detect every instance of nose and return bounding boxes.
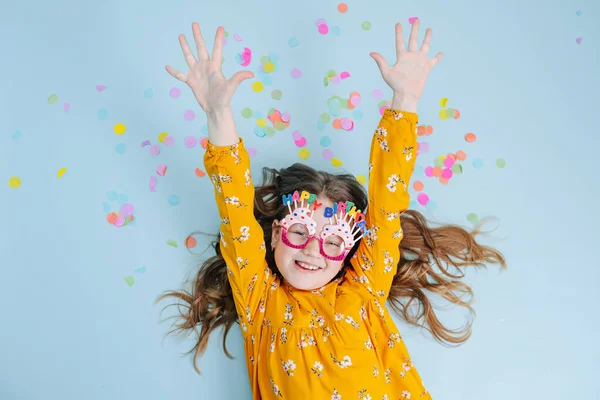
[303,237,322,258]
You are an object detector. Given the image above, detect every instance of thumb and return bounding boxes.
[230,71,254,88]
[370,52,389,74]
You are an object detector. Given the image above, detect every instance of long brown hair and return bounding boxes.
[157,163,507,373]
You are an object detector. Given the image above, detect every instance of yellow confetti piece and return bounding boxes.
[252,81,264,92]
[256,117,267,128]
[57,168,67,178]
[264,61,275,73]
[8,176,21,188]
[158,132,169,143]
[114,123,126,135]
[331,158,343,167]
[356,174,366,185]
[298,148,310,160]
[439,109,449,120]
[440,98,448,108]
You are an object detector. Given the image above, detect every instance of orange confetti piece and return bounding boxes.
[465,133,477,142]
[413,181,424,191]
[195,168,206,177]
[337,3,348,13]
[106,212,118,224]
[456,150,467,161]
[185,236,197,249]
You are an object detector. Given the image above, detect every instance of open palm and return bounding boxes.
[165,23,254,113]
[370,20,443,101]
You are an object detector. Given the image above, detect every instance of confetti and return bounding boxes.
[194,168,206,177]
[135,266,147,273]
[184,136,197,148]
[464,133,477,142]
[413,181,424,191]
[166,239,178,248]
[48,94,59,104]
[124,276,135,287]
[239,47,252,66]
[114,123,126,135]
[8,176,21,188]
[320,136,331,147]
[13,130,22,140]
[64,103,70,113]
[467,213,480,224]
[298,148,310,160]
[149,144,160,156]
[576,37,583,44]
[417,193,429,205]
[96,85,107,92]
[241,108,253,118]
[97,109,109,120]
[318,24,329,35]
[408,17,419,24]
[288,38,299,47]
[149,176,157,192]
[271,90,283,100]
[322,149,334,160]
[472,158,484,168]
[156,164,167,176]
[164,136,175,146]
[234,33,243,41]
[496,158,507,168]
[144,88,154,98]
[291,68,302,79]
[168,195,180,206]
[337,3,348,13]
[331,158,343,167]
[184,110,196,121]
[361,21,372,30]
[356,174,366,185]
[169,87,181,98]
[247,148,257,157]
[185,236,197,248]
[252,81,264,92]
[116,143,126,154]
[57,168,67,178]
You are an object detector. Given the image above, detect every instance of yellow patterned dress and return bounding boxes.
[204,109,431,399]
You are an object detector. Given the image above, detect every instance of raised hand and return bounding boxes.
[166,23,254,113]
[370,20,443,102]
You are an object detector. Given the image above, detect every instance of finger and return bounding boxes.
[420,28,432,53]
[192,22,210,61]
[395,23,405,56]
[212,26,224,65]
[229,70,255,88]
[408,19,420,51]
[165,65,187,82]
[370,52,390,74]
[431,52,443,67]
[178,34,197,68]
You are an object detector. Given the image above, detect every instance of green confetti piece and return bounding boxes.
[361,21,372,30]
[496,158,506,168]
[271,90,282,100]
[241,108,253,118]
[319,113,331,123]
[264,126,276,136]
[451,164,463,174]
[167,239,178,248]
[467,213,480,224]
[124,276,135,287]
[273,121,286,131]
[48,94,59,104]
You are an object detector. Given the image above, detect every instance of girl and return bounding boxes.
[160,21,506,399]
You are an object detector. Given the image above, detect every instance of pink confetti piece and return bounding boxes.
[340,71,350,79]
[424,166,434,177]
[281,111,291,123]
[408,17,419,24]
[420,142,430,152]
[417,193,429,205]
[96,85,107,92]
[247,148,257,157]
[315,18,327,26]
[156,164,167,176]
[443,157,455,168]
[291,68,302,79]
[169,87,181,98]
[442,168,453,179]
[331,75,342,85]
[341,118,354,131]
[149,176,157,192]
[292,130,302,140]
[141,140,151,147]
[184,136,197,148]
[163,136,175,146]
[234,33,243,41]
[149,144,160,156]
[322,149,334,161]
[114,214,125,227]
[372,89,383,99]
[184,110,196,121]
[318,24,329,35]
[350,94,361,106]
[576,37,583,44]
[241,47,252,66]
[294,137,307,147]
[63,102,70,113]
[120,204,135,216]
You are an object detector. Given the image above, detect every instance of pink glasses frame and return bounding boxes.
[280,225,349,261]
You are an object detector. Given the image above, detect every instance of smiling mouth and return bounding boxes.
[295,260,322,271]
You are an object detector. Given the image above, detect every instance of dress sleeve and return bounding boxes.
[348,108,418,300]
[204,138,272,330]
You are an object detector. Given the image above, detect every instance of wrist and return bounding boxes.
[391,94,419,113]
[206,105,233,119]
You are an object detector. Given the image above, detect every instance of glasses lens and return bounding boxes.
[287,223,309,246]
[322,233,345,258]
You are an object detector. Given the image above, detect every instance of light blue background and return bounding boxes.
[1,0,598,399]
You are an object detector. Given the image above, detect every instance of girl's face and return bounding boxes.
[271,196,345,290]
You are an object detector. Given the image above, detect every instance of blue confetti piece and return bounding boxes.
[288,37,299,47]
[352,110,363,120]
[97,109,109,120]
[143,88,154,98]
[472,158,484,169]
[254,126,266,138]
[426,199,437,212]
[320,136,331,147]
[409,200,417,209]
[412,165,425,176]
[269,52,279,63]
[115,143,126,154]
[107,190,119,201]
[234,53,244,65]
[317,121,327,131]
[254,111,264,119]
[328,106,342,116]
[102,202,111,213]
[119,194,128,205]
[135,266,147,273]
[261,75,272,86]
[576,10,582,16]
[12,129,22,140]
[330,26,341,36]
[168,195,180,206]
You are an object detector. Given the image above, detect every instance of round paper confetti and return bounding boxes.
[114,123,126,135]
[291,68,302,79]
[318,24,329,35]
[361,21,372,30]
[465,133,477,142]
[298,148,310,160]
[252,81,264,92]
[195,168,206,177]
[320,136,331,147]
[184,136,197,148]
[294,138,307,147]
[322,149,334,160]
[163,135,175,146]
[124,276,135,287]
[106,212,118,224]
[372,89,383,99]
[121,204,134,216]
[8,176,21,188]
[57,168,67,178]
[149,144,160,156]
[271,90,282,100]
[331,158,343,167]
[156,164,167,176]
[264,61,275,73]
[144,88,154,98]
[288,37,299,47]
[48,94,59,104]
[467,213,480,224]
[472,158,484,168]
[356,174,366,185]
[496,158,506,168]
[413,181,424,191]
[168,195,180,206]
[338,3,348,13]
[241,108,253,118]
[116,143,126,154]
[185,235,197,249]
[184,110,196,121]
[417,193,429,205]
[97,109,108,120]
[170,88,181,98]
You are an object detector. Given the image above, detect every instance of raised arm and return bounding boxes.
[348,20,443,299]
[167,23,270,329]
